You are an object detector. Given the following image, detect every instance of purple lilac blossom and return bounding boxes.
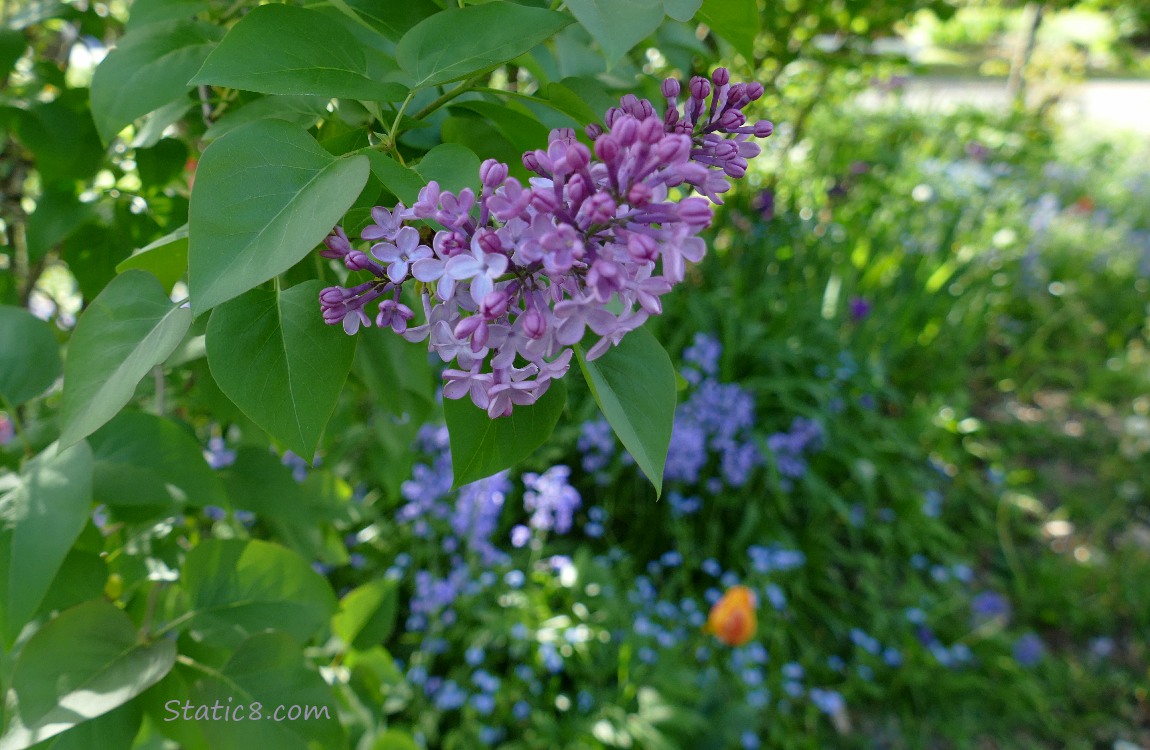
[319,70,772,417]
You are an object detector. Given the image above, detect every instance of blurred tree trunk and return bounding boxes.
[1006,2,1045,105]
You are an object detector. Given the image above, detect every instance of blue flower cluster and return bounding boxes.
[666,335,762,487]
[766,416,824,489]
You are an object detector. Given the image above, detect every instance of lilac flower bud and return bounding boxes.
[627,182,653,207]
[566,142,591,171]
[604,107,622,128]
[689,76,710,101]
[753,120,774,138]
[678,197,712,227]
[480,290,511,319]
[594,135,620,163]
[716,108,745,130]
[712,68,730,87]
[471,319,489,351]
[434,230,468,258]
[655,134,691,163]
[549,127,576,145]
[727,83,749,109]
[637,116,663,144]
[476,227,503,256]
[585,123,603,140]
[455,315,483,341]
[522,306,546,338]
[530,188,560,214]
[613,116,638,146]
[745,82,764,101]
[662,78,680,99]
[627,233,658,262]
[377,299,414,333]
[480,159,508,189]
[321,226,351,259]
[587,259,624,301]
[580,192,616,225]
[346,250,383,274]
[320,286,350,305]
[566,173,591,207]
[723,157,747,179]
[412,181,441,219]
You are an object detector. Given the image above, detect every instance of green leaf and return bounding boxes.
[58,270,192,450]
[25,189,95,265]
[443,377,566,487]
[663,0,703,22]
[697,0,759,62]
[188,119,368,315]
[414,143,480,196]
[337,0,439,41]
[125,0,209,31]
[353,327,434,418]
[88,411,226,515]
[0,306,60,408]
[89,19,224,143]
[114,224,188,292]
[0,601,175,750]
[396,2,573,89]
[0,442,92,647]
[180,539,337,650]
[547,77,616,125]
[190,4,407,102]
[332,579,399,651]
[205,281,357,459]
[449,100,551,153]
[13,91,104,184]
[202,95,330,142]
[372,730,421,750]
[181,632,345,749]
[564,0,665,66]
[28,702,141,750]
[364,152,426,205]
[577,326,675,496]
[220,448,353,564]
[0,30,27,76]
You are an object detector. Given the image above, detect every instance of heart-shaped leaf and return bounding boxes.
[180,539,337,650]
[577,326,676,496]
[89,19,224,143]
[0,442,92,647]
[0,306,60,408]
[88,410,227,515]
[332,578,399,651]
[698,0,759,63]
[564,0,665,66]
[178,632,345,749]
[188,119,368,315]
[397,2,573,89]
[443,377,567,487]
[115,223,188,292]
[58,270,192,450]
[205,281,357,459]
[190,4,407,102]
[0,601,176,750]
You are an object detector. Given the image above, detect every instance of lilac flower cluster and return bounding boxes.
[318,70,772,417]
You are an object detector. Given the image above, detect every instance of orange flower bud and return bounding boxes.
[704,585,757,646]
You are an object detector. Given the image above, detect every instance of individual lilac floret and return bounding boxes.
[318,69,773,416]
